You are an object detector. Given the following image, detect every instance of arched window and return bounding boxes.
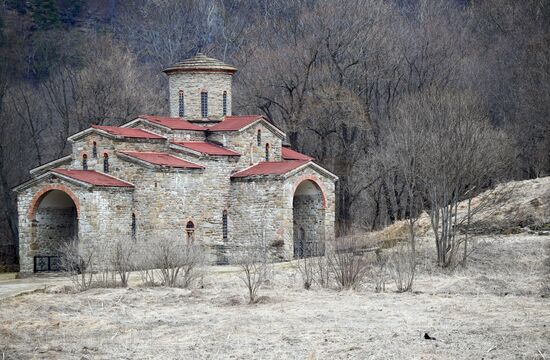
[178,90,185,117]
[222,91,227,116]
[222,210,228,240]
[201,91,208,118]
[257,129,261,146]
[82,154,88,170]
[186,221,195,243]
[92,141,97,158]
[131,213,136,241]
[265,143,270,162]
[103,153,109,173]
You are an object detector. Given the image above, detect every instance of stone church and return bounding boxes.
[14,54,337,273]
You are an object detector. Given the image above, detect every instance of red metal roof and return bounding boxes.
[231,160,309,178]
[119,151,204,169]
[139,115,206,131]
[282,147,314,161]
[171,141,240,156]
[92,125,165,139]
[53,169,134,187]
[209,115,264,131]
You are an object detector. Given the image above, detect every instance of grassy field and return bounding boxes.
[0,233,549,359]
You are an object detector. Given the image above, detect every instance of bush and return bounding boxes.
[371,249,388,293]
[59,241,95,292]
[326,236,369,290]
[388,243,415,292]
[236,243,271,304]
[154,238,205,288]
[111,239,135,287]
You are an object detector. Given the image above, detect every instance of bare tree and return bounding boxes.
[409,90,511,267]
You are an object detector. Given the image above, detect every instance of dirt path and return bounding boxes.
[0,275,71,299]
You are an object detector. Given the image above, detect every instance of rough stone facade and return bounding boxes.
[14,54,338,273]
[168,72,233,121]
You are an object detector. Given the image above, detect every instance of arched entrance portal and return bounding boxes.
[30,189,78,272]
[293,180,325,258]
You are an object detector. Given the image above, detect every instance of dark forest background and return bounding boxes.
[0,0,549,269]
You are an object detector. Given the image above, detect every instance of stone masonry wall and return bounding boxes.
[126,121,207,142]
[108,150,243,264]
[293,194,325,256]
[208,122,283,166]
[17,178,134,273]
[228,178,291,261]
[34,207,77,256]
[70,134,168,173]
[18,111,336,272]
[168,72,232,120]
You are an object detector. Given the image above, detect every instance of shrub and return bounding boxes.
[154,238,205,288]
[326,236,369,290]
[388,243,415,292]
[59,241,95,291]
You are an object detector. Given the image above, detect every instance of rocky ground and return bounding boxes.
[0,232,549,360]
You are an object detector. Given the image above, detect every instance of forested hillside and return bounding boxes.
[1,0,549,269]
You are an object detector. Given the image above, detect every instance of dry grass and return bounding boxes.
[1,233,549,359]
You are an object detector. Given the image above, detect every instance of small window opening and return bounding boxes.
[186,221,195,243]
[92,142,97,158]
[222,210,228,241]
[131,213,136,241]
[265,143,270,161]
[201,91,208,118]
[178,90,185,117]
[82,154,88,170]
[222,91,227,116]
[103,153,109,173]
[257,129,261,146]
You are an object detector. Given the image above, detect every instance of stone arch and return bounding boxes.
[28,184,80,221]
[27,186,80,272]
[291,175,328,209]
[292,178,326,258]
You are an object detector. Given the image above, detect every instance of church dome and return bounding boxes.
[163,53,237,74]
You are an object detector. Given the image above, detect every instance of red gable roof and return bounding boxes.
[282,147,314,161]
[231,160,309,178]
[53,169,134,187]
[209,115,263,131]
[92,125,165,139]
[171,141,240,156]
[139,115,206,131]
[119,151,204,169]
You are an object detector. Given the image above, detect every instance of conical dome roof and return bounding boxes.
[163,53,237,74]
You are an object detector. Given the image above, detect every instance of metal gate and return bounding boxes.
[34,256,62,272]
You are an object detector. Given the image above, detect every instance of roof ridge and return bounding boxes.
[117,151,204,169]
[52,168,135,187]
[231,160,309,178]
